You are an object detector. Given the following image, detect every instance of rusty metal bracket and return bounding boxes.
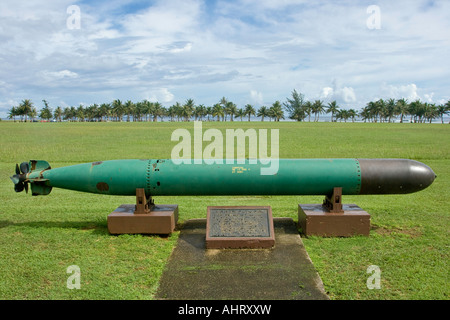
[134,188,154,214]
[322,187,344,213]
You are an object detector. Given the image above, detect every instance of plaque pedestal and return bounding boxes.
[206,206,275,249]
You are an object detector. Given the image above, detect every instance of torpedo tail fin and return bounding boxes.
[10,160,53,196]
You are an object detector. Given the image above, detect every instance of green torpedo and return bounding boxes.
[10,159,436,197]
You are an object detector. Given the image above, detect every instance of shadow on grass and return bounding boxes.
[0,219,108,235]
[0,218,110,236]
[0,219,174,239]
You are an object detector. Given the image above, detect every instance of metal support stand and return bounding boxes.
[322,187,344,213]
[134,188,154,214]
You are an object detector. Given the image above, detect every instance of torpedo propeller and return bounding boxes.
[10,162,30,193]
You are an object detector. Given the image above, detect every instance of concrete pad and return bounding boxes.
[156,218,329,300]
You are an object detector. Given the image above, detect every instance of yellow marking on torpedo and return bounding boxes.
[232,167,248,173]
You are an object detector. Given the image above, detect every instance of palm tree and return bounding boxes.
[112,99,124,122]
[85,104,99,121]
[206,106,213,121]
[409,100,426,123]
[270,101,284,122]
[54,106,63,122]
[385,98,396,123]
[244,104,256,121]
[70,106,76,121]
[343,109,351,122]
[212,103,224,121]
[62,107,69,121]
[182,99,195,121]
[173,102,183,122]
[76,104,85,122]
[365,101,378,122]
[304,101,312,122]
[167,105,177,122]
[424,103,438,123]
[159,106,167,122]
[437,103,449,124]
[20,99,33,122]
[226,101,238,121]
[236,108,245,121]
[29,106,37,122]
[143,100,154,122]
[326,101,339,122]
[194,104,207,121]
[220,97,228,121]
[99,103,111,122]
[257,106,269,121]
[336,109,350,122]
[395,98,409,123]
[312,100,325,122]
[8,106,18,122]
[359,107,370,123]
[62,106,76,122]
[152,102,164,122]
[375,99,386,122]
[348,109,358,122]
[124,100,134,122]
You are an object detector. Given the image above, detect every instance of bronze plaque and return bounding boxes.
[206,206,275,249]
[208,208,271,237]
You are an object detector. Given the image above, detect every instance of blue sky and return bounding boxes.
[0,0,449,117]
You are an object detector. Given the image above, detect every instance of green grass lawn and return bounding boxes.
[0,121,448,300]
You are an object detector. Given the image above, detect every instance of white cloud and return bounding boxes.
[121,0,202,37]
[250,90,263,105]
[88,28,122,40]
[169,42,193,54]
[42,70,78,80]
[320,82,356,104]
[342,87,356,103]
[423,93,434,103]
[321,87,334,99]
[147,88,175,103]
[381,83,420,102]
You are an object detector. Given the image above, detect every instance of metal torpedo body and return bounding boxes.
[10,159,436,197]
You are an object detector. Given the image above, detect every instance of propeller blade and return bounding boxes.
[10,175,20,185]
[14,183,24,193]
[20,162,29,174]
[24,183,29,194]
[15,164,20,175]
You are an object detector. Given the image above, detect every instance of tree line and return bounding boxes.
[6,90,450,124]
[283,90,450,124]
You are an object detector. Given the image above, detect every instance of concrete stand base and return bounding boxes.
[156,218,329,300]
[298,204,370,237]
[107,204,178,235]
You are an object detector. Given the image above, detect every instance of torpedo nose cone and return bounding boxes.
[410,160,436,189]
[358,159,436,195]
